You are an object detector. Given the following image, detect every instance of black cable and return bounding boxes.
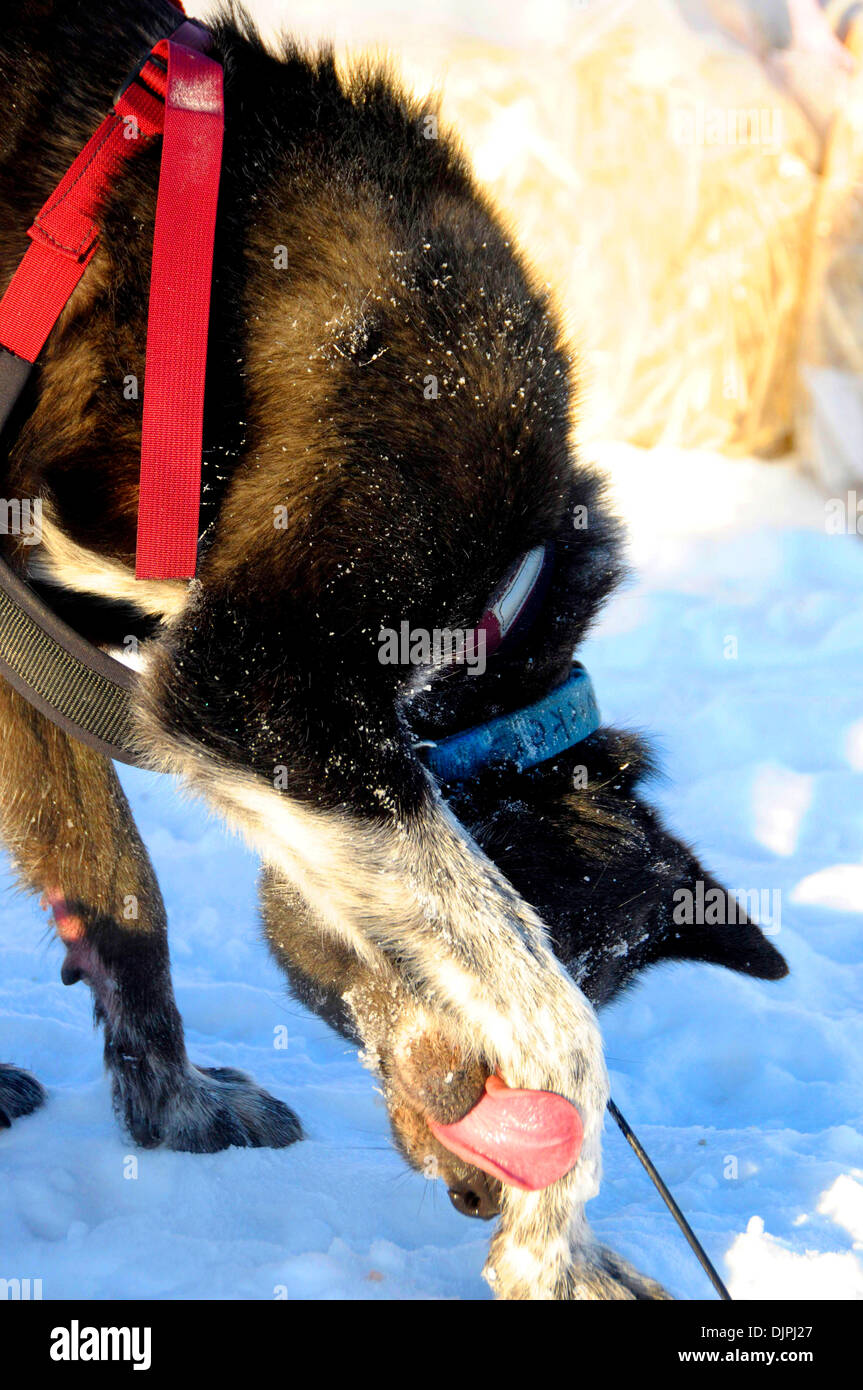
[607,1097,732,1301]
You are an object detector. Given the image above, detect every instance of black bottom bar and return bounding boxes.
[3,1295,855,1374]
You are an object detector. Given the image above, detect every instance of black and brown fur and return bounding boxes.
[0,0,787,1299]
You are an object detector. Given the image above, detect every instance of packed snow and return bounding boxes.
[1,442,860,1300]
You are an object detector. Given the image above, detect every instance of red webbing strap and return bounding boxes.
[0,19,223,580]
[0,107,160,363]
[133,34,224,579]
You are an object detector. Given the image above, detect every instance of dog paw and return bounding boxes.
[556,1245,672,1301]
[529,1245,670,1301]
[113,1061,301,1153]
[594,1245,672,1300]
[486,1230,670,1301]
[0,1064,46,1129]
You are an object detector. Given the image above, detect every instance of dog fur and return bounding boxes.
[0,0,787,1299]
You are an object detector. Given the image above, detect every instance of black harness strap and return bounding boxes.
[0,551,141,765]
[607,1098,732,1300]
[0,346,31,424]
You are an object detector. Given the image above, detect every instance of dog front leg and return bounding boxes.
[0,680,299,1151]
[188,757,663,1297]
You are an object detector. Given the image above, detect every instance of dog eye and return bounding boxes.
[478,545,551,656]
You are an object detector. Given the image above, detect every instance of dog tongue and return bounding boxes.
[428,1075,583,1191]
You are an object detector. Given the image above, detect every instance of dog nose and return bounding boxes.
[447,1175,501,1220]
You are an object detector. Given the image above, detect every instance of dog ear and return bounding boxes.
[639,854,788,983]
[457,732,788,1006]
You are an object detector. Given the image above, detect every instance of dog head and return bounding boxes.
[444,730,789,1008]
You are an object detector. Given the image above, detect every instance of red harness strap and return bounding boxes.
[134,29,224,579]
[0,19,224,580]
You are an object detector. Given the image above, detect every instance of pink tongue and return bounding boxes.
[428,1075,583,1192]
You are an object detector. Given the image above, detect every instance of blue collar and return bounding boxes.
[416,663,601,783]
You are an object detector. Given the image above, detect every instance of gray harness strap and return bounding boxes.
[0,346,142,765]
[0,551,140,765]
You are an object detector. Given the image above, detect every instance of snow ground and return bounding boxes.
[1,442,860,1301]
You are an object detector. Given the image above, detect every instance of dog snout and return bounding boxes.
[448,1172,502,1221]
